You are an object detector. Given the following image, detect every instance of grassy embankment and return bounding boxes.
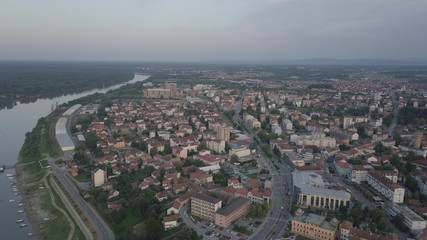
[16,115,88,240]
[39,175,86,240]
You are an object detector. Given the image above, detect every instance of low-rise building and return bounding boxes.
[349,165,370,184]
[143,88,172,98]
[414,172,427,196]
[335,161,351,178]
[383,202,427,233]
[199,164,221,174]
[291,212,338,240]
[247,187,272,204]
[229,146,252,158]
[290,132,336,149]
[282,119,293,130]
[293,171,351,210]
[215,197,250,228]
[338,220,399,240]
[162,214,181,230]
[191,193,222,222]
[194,154,225,166]
[158,131,171,140]
[285,152,311,167]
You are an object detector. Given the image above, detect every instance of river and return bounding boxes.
[0,74,150,239]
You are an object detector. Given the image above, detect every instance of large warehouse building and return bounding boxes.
[55,104,81,151]
[56,117,75,151]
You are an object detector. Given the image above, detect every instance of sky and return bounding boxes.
[1,0,427,62]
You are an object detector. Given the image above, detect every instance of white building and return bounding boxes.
[55,117,75,151]
[282,119,293,130]
[206,139,226,153]
[384,202,427,233]
[349,165,371,184]
[290,132,336,149]
[271,123,282,135]
[162,215,180,230]
[199,164,221,174]
[367,171,405,203]
[244,114,261,129]
[158,131,171,140]
[343,116,354,129]
[229,146,252,158]
[63,104,82,116]
[92,168,107,187]
[284,152,309,167]
[217,127,231,141]
[335,161,351,178]
[293,171,351,210]
[414,173,427,196]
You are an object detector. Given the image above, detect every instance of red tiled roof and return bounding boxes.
[336,161,350,168]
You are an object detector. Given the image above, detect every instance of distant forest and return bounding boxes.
[0,61,137,110]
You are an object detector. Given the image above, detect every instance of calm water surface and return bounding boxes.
[0,74,149,239]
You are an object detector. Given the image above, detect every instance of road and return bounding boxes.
[326,163,408,239]
[48,154,114,240]
[249,139,294,240]
[47,109,115,240]
[388,92,399,136]
[43,173,76,240]
[232,92,294,240]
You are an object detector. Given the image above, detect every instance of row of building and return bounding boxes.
[143,82,177,99]
[291,210,401,240]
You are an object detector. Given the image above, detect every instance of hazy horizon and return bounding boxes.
[1,0,426,62]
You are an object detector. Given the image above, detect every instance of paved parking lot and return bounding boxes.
[194,220,252,240]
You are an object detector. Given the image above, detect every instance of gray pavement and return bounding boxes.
[180,204,250,240]
[48,155,115,240]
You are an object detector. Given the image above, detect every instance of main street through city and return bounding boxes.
[246,131,294,240]
[232,94,295,240]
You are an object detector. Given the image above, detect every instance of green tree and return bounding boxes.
[312,146,320,154]
[84,131,100,150]
[139,141,148,152]
[145,218,164,240]
[225,142,231,153]
[96,191,108,202]
[231,154,239,163]
[213,168,230,187]
[339,144,351,151]
[405,176,419,191]
[273,145,281,157]
[270,108,280,114]
[393,134,403,146]
[150,147,158,157]
[374,143,391,156]
[197,141,208,151]
[393,213,409,232]
[357,126,367,138]
[177,225,199,240]
[163,144,172,154]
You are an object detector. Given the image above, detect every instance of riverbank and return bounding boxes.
[15,157,47,239]
[0,61,137,111]
[16,161,86,240]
